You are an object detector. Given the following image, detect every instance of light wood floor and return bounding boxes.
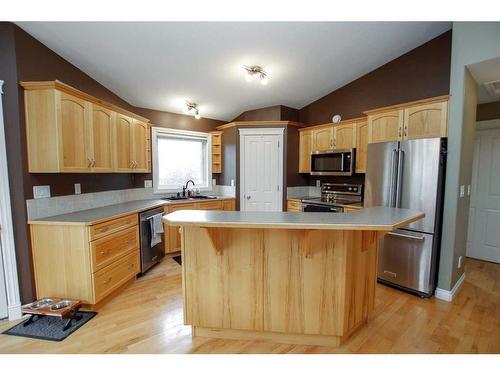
[0,256,499,353]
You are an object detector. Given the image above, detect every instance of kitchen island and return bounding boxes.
[164,207,424,346]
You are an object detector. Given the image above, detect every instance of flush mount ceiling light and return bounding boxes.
[185,100,201,119]
[244,65,269,85]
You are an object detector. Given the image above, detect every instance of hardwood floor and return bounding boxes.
[0,256,498,353]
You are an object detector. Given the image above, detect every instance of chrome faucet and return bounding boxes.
[182,180,195,197]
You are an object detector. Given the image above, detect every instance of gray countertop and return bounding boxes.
[29,196,235,226]
[163,206,424,231]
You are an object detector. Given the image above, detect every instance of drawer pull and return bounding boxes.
[128,263,136,270]
[103,277,113,285]
[100,250,110,256]
[99,226,109,233]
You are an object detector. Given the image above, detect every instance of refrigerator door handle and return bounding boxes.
[387,231,425,241]
[395,149,405,208]
[389,149,398,207]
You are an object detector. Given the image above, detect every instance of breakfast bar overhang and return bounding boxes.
[164,207,424,346]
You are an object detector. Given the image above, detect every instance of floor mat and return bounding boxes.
[2,311,97,342]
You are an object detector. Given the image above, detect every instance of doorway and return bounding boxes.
[239,128,284,212]
[466,57,500,264]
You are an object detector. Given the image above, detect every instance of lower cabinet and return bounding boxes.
[30,213,140,305]
[163,199,236,254]
[287,199,303,212]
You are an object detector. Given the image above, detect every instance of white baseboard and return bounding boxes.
[435,272,466,302]
[8,303,22,321]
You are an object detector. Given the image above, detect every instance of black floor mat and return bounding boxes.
[2,311,97,342]
[173,255,182,265]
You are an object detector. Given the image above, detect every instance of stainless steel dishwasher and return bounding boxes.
[139,207,165,273]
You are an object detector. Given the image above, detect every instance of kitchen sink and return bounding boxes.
[163,195,217,201]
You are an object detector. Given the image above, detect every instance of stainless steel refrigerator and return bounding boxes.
[365,138,446,297]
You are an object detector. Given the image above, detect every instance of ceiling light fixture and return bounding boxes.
[244,65,269,85]
[186,100,201,119]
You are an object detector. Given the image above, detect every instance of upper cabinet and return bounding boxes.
[299,130,313,173]
[367,110,403,144]
[365,96,448,144]
[404,101,448,140]
[312,126,333,151]
[355,121,368,174]
[22,80,151,173]
[298,118,365,174]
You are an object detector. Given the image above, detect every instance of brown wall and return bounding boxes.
[477,100,500,121]
[299,31,452,125]
[231,105,299,122]
[1,23,224,302]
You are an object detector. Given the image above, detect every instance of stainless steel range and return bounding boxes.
[302,183,363,212]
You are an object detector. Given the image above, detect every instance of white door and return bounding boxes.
[467,128,500,263]
[0,238,8,319]
[239,128,283,212]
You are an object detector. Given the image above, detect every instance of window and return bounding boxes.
[152,128,212,193]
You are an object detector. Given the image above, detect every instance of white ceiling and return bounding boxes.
[468,56,500,103]
[17,22,451,121]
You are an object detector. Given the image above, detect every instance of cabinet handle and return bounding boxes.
[92,158,96,167]
[130,161,134,168]
[87,157,92,168]
[103,277,112,285]
[128,263,136,270]
[100,250,110,256]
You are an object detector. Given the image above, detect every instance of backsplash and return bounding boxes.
[26,185,236,220]
[286,186,320,199]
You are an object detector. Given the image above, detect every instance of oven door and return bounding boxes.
[310,149,354,176]
[302,203,344,212]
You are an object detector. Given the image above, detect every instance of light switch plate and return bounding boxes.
[74,183,81,195]
[467,184,471,196]
[144,180,153,188]
[33,185,51,199]
[316,180,321,187]
[459,185,465,198]
[230,179,235,187]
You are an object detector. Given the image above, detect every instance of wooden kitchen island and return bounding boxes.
[164,207,424,347]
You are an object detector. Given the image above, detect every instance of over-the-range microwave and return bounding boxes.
[310,149,355,176]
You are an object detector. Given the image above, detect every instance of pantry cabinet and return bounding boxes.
[22,80,150,173]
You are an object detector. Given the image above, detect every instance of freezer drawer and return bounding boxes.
[377,229,435,295]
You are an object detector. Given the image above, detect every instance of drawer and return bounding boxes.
[222,199,235,211]
[93,250,139,303]
[196,200,222,210]
[89,214,138,240]
[90,226,139,272]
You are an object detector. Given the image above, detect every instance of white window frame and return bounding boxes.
[151,127,212,194]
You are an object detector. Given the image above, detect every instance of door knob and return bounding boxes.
[246,195,251,200]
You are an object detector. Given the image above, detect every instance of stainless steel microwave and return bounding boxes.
[310,149,355,176]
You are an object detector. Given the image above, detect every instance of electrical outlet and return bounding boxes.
[231,179,235,187]
[33,185,51,199]
[212,178,216,186]
[74,183,81,195]
[459,185,465,198]
[457,255,463,269]
[316,180,321,187]
[144,180,153,188]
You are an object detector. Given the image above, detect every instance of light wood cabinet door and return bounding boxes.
[286,200,302,212]
[368,110,403,144]
[222,199,236,211]
[115,113,133,172]
[131,120,150,172]
[334,124,356,150]
[196,200,223,210]
[165,203,195,254]
[59,92,90,172]
[355,121,368,173]
[299,130,313,173]
[313,126,333,151]
[404,101,448,140]
[89,104,114,172]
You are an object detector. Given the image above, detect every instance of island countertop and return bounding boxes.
[164,206,424,231]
